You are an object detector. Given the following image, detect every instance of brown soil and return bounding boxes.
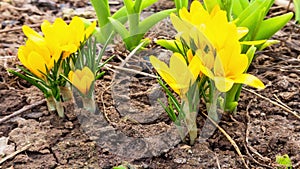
[1,0,300,169]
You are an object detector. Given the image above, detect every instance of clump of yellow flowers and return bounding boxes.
[10,16,98,117]
[151,1,268,145]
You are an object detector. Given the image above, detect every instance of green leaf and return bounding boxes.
[139,8,176,35]
[112,165,127,169]
[112,7,128,24]
[203,0,220,13]
[276,154,292,168]
[254,12,293,40]
[90,0,110,27]
[294,0,300,22]
[155,39,182,53]
[8,69,50,95]
[245,45,257,69]
[239,7,266,41]
[124,0,134,14]
[141,0,158,9]
[108,17,130,40]
[236,0,271,26]
[232,0,249,17]
[133,0,143,13]
[174,0,188,13]
[258,39,279,51]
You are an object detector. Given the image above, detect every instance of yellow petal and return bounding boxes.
[214,76,234,92]
[150,56,179,93]
[18,46,29,68]
[188,54,201,79]
[69,16,85,44]
[82,75,93,94]
[68,71,74,81]
[237,27,248,40]
[84,21,97,39]
[82,67,94,80]
[240,39,266,45]
[27,51,48,78]
[199,63,214,79]
[22,25,45,44]
[72,73,86,94]
[233,74,265,89]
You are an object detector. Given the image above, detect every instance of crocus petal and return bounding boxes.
[18,46,29,68]
[237,27,248,40]
[22,25,45,44]
[199,64,214,79]
[233,74,265,89]
[84,21,97,39]
[188,54,202,79]
[214,77,234,92]
[27,51,48,78]
[150,55,180,94]
[240,39,266,45]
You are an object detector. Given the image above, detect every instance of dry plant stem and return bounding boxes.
[242,87,300,119]
[215,153,221,169]
[0,143,31,165]
[274,0,295,11]
[104,63,157,78]
[100,81,115,125]
[119,41,145,67]
[200,111,249,169]
[0,100,45,124]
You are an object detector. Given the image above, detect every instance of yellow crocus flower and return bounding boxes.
[177,1,249,51]
[200,37,265,92]
[18,16,96,78]
[170,1,265,92]
[68,67,94,95]
[22,16,96,60]
[18,39,53,78]
[150,51,201,97]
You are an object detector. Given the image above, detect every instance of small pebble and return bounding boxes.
[64,121,74,129]
[174,158,187,164]
[25,112,44,119]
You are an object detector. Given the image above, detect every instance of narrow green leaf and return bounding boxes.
[245,45,257,69]
[236,0,270,26]
[141,0,158,9]
[133,0,143,13]
[108,17,130,40]
[8,69,50,95]
[254,12,293,40]
[294,0,300,22]
[232,0,249,19]
[124,0,134,14]
[258,39,279,51]
[238,6,266,40]
[139,8,176,35]
[155,39,182,53]
[203,0,219,13]
[174,0,188,13]
[90,0,111,27]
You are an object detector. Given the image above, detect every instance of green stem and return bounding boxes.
[208,88,220,122]
[46,96,56,112]
[82,93,96,113]
[55,100,65,118]
[182,97,197,145]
